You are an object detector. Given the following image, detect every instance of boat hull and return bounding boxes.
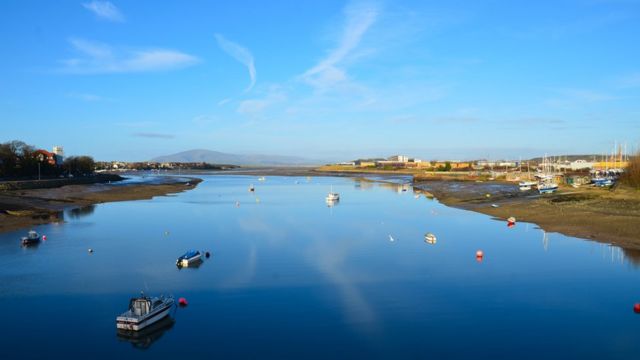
[178,254,202,267]
[116,304,173,331]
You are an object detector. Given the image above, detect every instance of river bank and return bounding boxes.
[414,180,640,250]
[0,176,202,233]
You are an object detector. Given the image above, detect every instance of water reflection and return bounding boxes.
[622,248,640,267]
[116,315,175,350]
[66,205,96,219]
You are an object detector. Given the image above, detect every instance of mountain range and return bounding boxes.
[151,149,322,166]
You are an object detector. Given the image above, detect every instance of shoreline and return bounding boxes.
[3,166,639,251]
[0,175,202,234]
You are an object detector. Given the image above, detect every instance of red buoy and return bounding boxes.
[634,303,640,313]
[178,297,188,307]
[42,235,47,241]
[476,250,484,258]
[507,222,515,228]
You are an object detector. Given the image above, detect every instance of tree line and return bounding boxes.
[0,140,95,179]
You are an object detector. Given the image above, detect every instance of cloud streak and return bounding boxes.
[82,1,124,22]
[301,2,378,89]
[132,132,175,139]
[215,34,256,91]
[66,92,113,102]
[61,38,199,74]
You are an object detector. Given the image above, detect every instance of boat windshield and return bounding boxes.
[131,299,150,316]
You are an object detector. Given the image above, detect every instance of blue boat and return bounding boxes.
[176,250,201,267]
[21,230,40,246]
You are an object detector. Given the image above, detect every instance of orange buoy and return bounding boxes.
[178,297,188,307]
[476,250,484,258]
[634,303,640,313]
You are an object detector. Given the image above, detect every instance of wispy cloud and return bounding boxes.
[301,1,378,90]
[615,72,640,88]
[217,98,232,106]
[215,34,256,91]
[237,86,286,116]
[61,38,199,74]
[545,88,616,108]
[66,92,113,102]
[132,132,175,139]
[82,1,124,22]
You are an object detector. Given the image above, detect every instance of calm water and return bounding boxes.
[1,175,639,359]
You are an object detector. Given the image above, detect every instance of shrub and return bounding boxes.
[621,153,640,189]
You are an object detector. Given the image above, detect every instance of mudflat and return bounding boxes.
[414,180,640,250]
[0,176,202,233]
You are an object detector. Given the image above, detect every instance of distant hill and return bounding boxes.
[151,149,322,166]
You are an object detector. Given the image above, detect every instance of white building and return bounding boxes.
[388,155,409,162]
[569,159,594,171]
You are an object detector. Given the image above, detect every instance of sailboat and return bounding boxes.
[519,160,536,191]
[537,154,558,194]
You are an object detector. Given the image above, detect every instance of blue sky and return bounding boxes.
[1,0,639,161]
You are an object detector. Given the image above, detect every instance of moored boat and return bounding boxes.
[326,186,340,202]
[21,230,40,245]
[518,181,536,191]
[424,233,437,244]
[538,181,558,194]
[116,293,174,332]
[176,250,202,267]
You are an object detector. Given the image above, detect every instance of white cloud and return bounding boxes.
[215,34,256,92]
[237,86,286,116]
[217,98,232,106]
[301,1,378,90]
[616,72,640,88]
[61,38,199,74]
[82,1,124,22]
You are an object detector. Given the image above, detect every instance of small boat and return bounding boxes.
[424,233,437,244]
[116,293,174,332]
[176,250,202,268]
[21,230,40,245]
[507,216,516,224]
[258,176,266,181]
[518,181,536,191]
[592,178,614,187]
[491,204,499,208]
[538,181,558,194]
[326,186,340,202]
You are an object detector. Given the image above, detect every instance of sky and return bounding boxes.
[1,0,639,161]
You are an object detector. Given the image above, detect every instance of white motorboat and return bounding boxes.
[538,181,558,194]
[176,250,202,268]
[518,181,536,191]
[116,293,174,331]
[424,233,437,244]
[326,186,340,202]
[21,230,40,245]
[258,176,266,181]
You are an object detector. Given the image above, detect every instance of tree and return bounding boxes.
[64,156,95,176]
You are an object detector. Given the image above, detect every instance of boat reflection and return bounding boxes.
[116,315,175,350]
